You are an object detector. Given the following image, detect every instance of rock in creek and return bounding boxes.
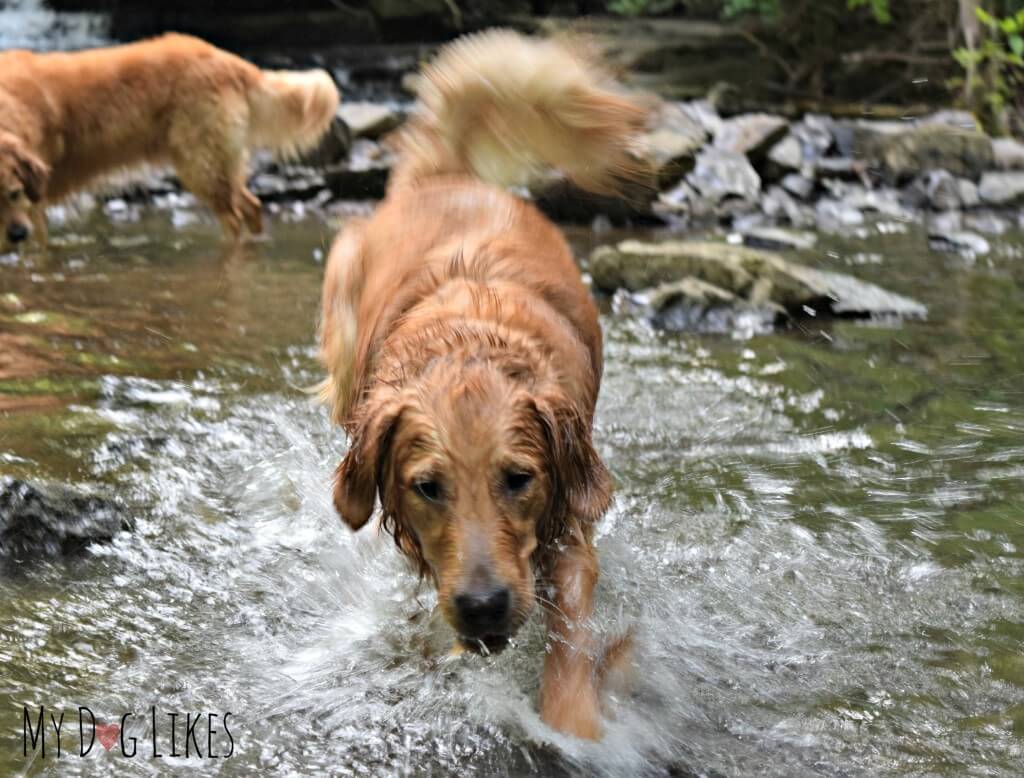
[714,113,788,161]
[860,124,994,183]
[642,102,707,188]
[687,147,761,205]
[589,239,927,321]
[0,477,131,559]
[740,227,817,251]
[978,171,1024,206]
[992,137,1024,170]
[927,227,992,256]
[336,102,405,140]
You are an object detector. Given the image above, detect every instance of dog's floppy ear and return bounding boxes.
[333,397,405,531]
[531,387,612,539]
[14,146,49,203]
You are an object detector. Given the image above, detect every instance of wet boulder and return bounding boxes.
[740,227,817,251]
[861,124,994,183]
[978,171,1024,207]
[589,239,926,320]
[0,477,131,559]
[687,148,761,206]
[992,137,1024,170]
[642,102,707,188]
[714,113,788,162]
[337,102,404,140]
[298,114,353,168]
[913,169,979,211]
[929,226,991,256]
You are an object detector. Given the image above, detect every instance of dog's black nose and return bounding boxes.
[6,223,28,244]
[455,585,511,638]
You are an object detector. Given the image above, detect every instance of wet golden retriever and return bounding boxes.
[318,31,647,739]
[0,33,338,247]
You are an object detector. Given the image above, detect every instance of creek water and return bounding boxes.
[0,202,1022,776]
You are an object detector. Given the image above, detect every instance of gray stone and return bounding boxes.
[741,227,817,251]
[714,113,788,160]
[956,177,981,208]
[767,134,802,171]
[590,239,926,319]
[815,198,865,230]
[993,137,1024,170]
[928,210,963,234]
[918,169,960,211]
[337,102,404,140]
[298,114,352,167]
[928,228,991,256]
[964,211,1010,235]
[0,477,131,558]
[978,171,1024,206]
[797,114,837,158]
[687,148,761,204]
[762,185,815,228]
[643,103,707,188]
[781,173,815,200]
[814,157,865,181]
[678,98,723,137]
[863,125,994,183]
[919,109,982,132]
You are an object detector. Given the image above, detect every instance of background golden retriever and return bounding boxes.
[0,33,338,246]
[319,30,647,739]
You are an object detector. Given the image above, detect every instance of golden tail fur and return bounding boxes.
[389,29,649,193]
[248,69,340,159]
[316,30,647,419]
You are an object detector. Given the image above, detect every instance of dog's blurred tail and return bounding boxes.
[390,29,649,194]
[248,69,340,159]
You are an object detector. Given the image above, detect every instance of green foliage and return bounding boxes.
[847,0,891,24]
[953,6,1024,134]
[606,0,683,16]
[721,0,779,19]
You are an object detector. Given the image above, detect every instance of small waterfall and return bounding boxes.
[0,0,110,51]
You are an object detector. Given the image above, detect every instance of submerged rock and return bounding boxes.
[590,239,926,320]
[0,477,131,558]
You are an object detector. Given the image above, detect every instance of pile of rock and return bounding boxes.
[247,96,1023,249]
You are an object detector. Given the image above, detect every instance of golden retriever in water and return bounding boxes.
[318,31,647,739]
[0,34,338,246]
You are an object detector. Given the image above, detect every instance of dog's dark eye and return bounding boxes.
[504,471,533,494]
[8,189,21,200]
[413,479,442,503]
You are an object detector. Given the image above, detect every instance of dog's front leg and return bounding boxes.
[539,527,602,740]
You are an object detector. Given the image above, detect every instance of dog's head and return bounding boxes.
[333,358,610,651]
[0,132,48,248]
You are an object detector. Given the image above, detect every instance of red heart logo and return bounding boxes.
[95,723,120,752]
